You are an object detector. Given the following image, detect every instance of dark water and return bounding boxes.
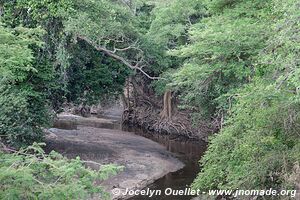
[123,126,207,200]
[52,116,207,200]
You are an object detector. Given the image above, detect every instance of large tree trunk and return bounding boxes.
[160,90,172,119]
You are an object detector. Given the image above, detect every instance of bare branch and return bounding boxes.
[77,35,161,80]
[113,44,142,53]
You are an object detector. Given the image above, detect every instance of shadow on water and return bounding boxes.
[122,125,207,200]
[51,116,207,200]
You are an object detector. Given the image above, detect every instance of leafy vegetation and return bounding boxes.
[0,1,128,198]
[1,0,300,199]
[0,143,122,199]
[0,24,52,147]
[188,0,300,195]
[65,41,130,105]
[145,0,300,196]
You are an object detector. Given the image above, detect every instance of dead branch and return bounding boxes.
[77,35,161,80]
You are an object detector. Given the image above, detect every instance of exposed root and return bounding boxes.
[122,105,215,140]
[122,76,217,140]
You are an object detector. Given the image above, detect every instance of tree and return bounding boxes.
[64,0,159,79]
[146,0,207,120]
[0,24,52,147]
[192,0,300,194]
[167,0,273,119]
[65,40,130,105]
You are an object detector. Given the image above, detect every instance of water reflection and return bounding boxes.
[123,125,207,200]
[52,116,207,200]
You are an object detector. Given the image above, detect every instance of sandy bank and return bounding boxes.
[46,115,184,199]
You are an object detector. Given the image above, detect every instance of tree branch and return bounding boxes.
[77,35,161,80]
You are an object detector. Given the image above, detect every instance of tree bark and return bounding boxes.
[160,90,172,119]
[130,77,160,108]
[120,93,128,109]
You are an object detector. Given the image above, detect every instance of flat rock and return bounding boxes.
[45,124,184,199]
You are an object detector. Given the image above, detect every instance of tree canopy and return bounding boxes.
[1,0,300,198]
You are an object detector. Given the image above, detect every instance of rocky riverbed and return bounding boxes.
[45,114,184,199]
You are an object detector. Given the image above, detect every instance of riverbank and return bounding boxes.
[45,114,185,199]
[122,105,216,143]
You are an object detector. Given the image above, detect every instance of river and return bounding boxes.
[47,114,207,200]
[124,126,207,200]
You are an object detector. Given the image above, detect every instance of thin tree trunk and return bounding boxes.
[160,90,172,119]
[120,93,128,109]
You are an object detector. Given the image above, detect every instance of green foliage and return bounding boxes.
[2,0,73,110]
[0,25,43,82]
[1,0,300,196]
[0,0,141,146]
[66,41,131,105]
[1,3,126,199]
[4,0,73,22]
[0,142,123,199]
[64,0,138,45]
[147,0,206,48]
[2,0,135,108]
[0,24,52,147]
[192,0,300,194]
[165,0,273,117]
[193,82,300,190]
[148,0,207,95]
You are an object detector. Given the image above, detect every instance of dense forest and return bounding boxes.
[0,0,299,199]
